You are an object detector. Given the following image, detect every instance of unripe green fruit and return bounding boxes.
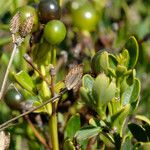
[16,5,39,32]
[4,88,24,110]
[43,20,66,45]
[71,3,99,31]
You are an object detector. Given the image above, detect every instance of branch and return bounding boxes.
[24,53,50,85]
[0,44,18,100]
[0,88,67,131]
[25,115,50,149]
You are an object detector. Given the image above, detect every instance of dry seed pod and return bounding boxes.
[19,15,34,38]
[65,65,83,90]
[0,131,10,150]
[10,12,20,34]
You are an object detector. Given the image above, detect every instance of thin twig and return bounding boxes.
[0,44,18,100]
[0,88,67,131]
[24,53,50,85]
[25,115,50,149]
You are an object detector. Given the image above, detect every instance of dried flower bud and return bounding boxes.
[65,65,83,90]
[0,131,10,150]
[19,15,34,38]
[24,53,33,64]
[10,12,20,34]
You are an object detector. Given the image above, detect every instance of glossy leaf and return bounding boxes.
[121,78,141,105]
[13,71,36,94]
[91,51,109,74]
[92,73,116,106]
[82,74,94,91]
[75,125,101,141]
[121,49,130,67]
[80,87,91,106]
[135,115,150,125]
[125,36,139,69]
[128,123,148,142]
[108,54,118,69]
[111,104,130,133]
[65,114,81,140]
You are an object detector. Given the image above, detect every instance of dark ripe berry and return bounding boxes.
[4,88,24,110]
[38,0,61,24]
[71,3,99,31]
[44,20,66,45]
[16,5,39,32]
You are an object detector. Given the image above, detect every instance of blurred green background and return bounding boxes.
[0,0,150,149]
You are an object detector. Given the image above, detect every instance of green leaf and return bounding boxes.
[13,71,36,94]
[121,136,132,150]
[121,78,141,105]
[32,40,51,65]
[75,125,101,141]
[135,115,150,125]
[80,87,91,106]
[138,142,150,150]
[125,36,139,69]
[128,123,148,142]
[82,74,94,91]
[91,51,109,74]
[65,114,81,140]
[32,100,47,113]
[92,73,116,106]
[108,54,118,69]
[121,49,130,67]
[111,104,130,133]
[63,139,76,150]
[116,65,127,77]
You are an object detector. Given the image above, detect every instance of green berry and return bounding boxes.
[4,88,24,110]
[38,0,61,24]
[16,5,39,32]
[44,20,66,45]
[72,3,99,31]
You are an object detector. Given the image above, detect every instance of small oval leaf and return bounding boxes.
[13,70,36,94]
[65,114,81,140]
[75,125,101,141]
[125,36,139,69]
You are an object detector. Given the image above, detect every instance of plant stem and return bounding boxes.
[51,46,56,66]
[49,67,59,150]
[0,44,18,100]
[0,88,67,130]
[24,53,50,85]
[49,113,59,150]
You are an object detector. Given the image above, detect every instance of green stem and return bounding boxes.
[51,46,56,66]
[49,112,59,150]
[49,67,59,150]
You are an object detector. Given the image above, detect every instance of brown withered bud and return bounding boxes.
[19,15,34,38]
[65,65,83,90]
[0,131,10,150]
[10,12,20,34]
